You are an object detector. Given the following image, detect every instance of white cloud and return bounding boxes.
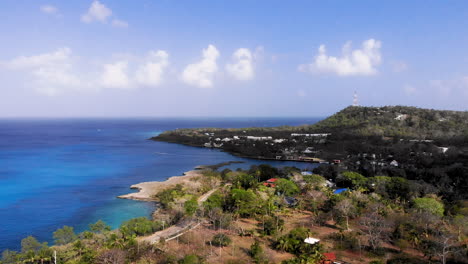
[226,48,254,81]
[7,47,72,70]
[3,47,174,95]
[135,50,169,87]
[302,39,382,76]
[112,19,129,28]
[4,47,81,95]
[81,1,112,23]
[40,5,59,15]
[182,45,219,88]
[101,61,131,89]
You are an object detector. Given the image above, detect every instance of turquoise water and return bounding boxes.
[0,118,321,250]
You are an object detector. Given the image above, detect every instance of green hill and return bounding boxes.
[310,106,468,139]
[154,106,468,142]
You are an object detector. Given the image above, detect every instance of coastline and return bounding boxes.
[117,161,243,202]
[117,169,203,202]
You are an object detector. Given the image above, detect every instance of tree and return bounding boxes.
[250,240,266,264]
[275,179,300,196]
[337,171,367,189]
[120,217,162,237]
[53,225,77,245]
[73,240,86,257]
[228,189,259,217]
[260,215,284,235]
[179,254,202,264]
[96,249,126,264]
[106,233,126,250]
[275,227,317,256]
[303,174,326,188]
[211,233,231,247]
[413,197,444,217]
[359,205,389,251]
[334,198,356,230]
[21,236,43,254]
[89,220,111,233]
[1,250,19,264]
[184,198,198,216]
[203,191,223,211]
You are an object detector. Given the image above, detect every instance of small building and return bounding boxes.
[301,171,313,176]
[304,237,320,245]
[321,253,337,264]
[390,160,399,167]
[263,178,278,188]
[284,196,298,207]
[334,188,349,194]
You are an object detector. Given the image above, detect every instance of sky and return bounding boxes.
[1,0,468,117]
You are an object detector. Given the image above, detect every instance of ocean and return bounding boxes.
[0,117,322,251]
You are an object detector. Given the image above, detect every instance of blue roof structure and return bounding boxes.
[334,188,349,194]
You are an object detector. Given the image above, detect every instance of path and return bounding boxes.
[138,185,227,244]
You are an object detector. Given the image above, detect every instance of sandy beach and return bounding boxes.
[117,169,203,202]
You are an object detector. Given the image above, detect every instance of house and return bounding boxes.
[263,178,278,187]
[325,180,335,188]
[334,188,349,194]
[274,138,286,143]
[301,171,313,176]
[321,253,336,264]
[390,160,399,167]
[304,237,320,245]
[438,147,449,153]
[284,196,297,207]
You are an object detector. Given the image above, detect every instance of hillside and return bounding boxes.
[153,106,468,146]
[311,106,468,139]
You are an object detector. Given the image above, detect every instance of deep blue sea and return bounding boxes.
[0,117,322,251]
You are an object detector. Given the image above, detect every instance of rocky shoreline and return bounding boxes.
[117,169,204,202]
[117,161,243,202]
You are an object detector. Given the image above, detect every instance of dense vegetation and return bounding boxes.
[3,163,466,263]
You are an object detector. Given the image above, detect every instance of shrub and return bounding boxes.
[259,215,284,236]
[120,217,162,237]
[184,198,198,216]
[203,191,224,211]
[211,234,231,247]
[328,231,360,251]
[303,174,326,186]
[413,197,444,217]
[386,255,428,264]
[250,240,267,264]
[155,184,185,209]
[179,254,202,264]
[275,228,322,256]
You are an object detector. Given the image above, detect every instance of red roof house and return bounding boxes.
[263,178,278,187]
[322,252,336,264]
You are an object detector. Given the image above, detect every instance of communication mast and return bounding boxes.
[353,91,359,106]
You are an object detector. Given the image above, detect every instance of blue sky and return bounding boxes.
[1,0,468,117]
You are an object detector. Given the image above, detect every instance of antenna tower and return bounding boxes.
[353,91,359,106]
